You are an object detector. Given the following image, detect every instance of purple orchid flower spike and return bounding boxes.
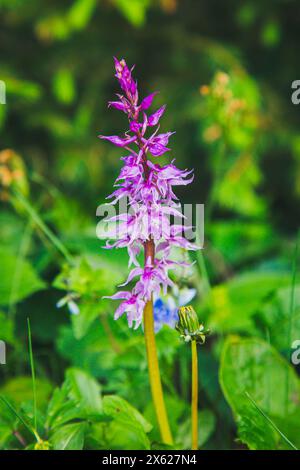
[99,58,198,329]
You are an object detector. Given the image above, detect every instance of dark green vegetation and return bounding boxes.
[0,0,299,450]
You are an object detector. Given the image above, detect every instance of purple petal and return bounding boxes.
[140,92,158,110]
[103,291,131,300]
[108,101,126,112]
[148,105,166,126]
[148,143,170,157]
[119,267,143,286]
[129,121,141,133]
[99,135,137,147]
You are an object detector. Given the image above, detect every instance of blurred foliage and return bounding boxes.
[0,0,299,451]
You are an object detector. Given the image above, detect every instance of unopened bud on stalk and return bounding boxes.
[34,439,51,450]
[176,306,209,344]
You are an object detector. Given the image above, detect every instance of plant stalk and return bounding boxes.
[191,340,198,450]
[143,240,173,445]
[144,299,173,445]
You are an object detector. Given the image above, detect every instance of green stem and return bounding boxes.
[191,340,198,450]
[245,392,298,450]
[144,298,173,445]
[12,190,73,264]
[27,318,37,431]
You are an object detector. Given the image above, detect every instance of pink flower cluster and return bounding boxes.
[99,58,197,328]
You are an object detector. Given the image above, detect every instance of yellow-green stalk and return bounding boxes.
[144,240,173,445]
[176,306,209,450]
[191,340,198,450]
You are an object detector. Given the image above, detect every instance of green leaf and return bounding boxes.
[50,422,86,450]
[208,272,290,334]
[66,368,102,414]
[0,248,45,306]
[220,337,300,449]
[46,385,85,430]
[259,285,300,353]
[103,395,152,450]
[104,395,152,433]
[71,301,103,340]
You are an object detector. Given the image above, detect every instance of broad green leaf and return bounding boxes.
[208,272,290,334]
[46,385,86,430]
[0,248,45,306]
[220,337,300,449]
[104,395,152,433]
[46,377,107,430]
[103,395,152,450]
[50,422,86,450]
[66,368,102,414]
[71,301,104,340]
[259,285,300,353]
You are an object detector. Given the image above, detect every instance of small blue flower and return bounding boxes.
[153,287,197,332]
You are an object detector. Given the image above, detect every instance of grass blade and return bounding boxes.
[13,189,73,264]
[245,391,298,450]
[0,395,35,437]
[27,318,37,431]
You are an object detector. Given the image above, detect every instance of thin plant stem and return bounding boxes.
[144,298,173,445]
[191,340,198,450]
[27,318,37,432]
[12,190,73,265]
[245,392,298,450]
[0,396,40,443]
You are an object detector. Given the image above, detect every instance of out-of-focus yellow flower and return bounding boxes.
[216,71,230,86]
[200,85,210,96]
[203,124,222,143]
[0,149,28,200]
[160,0,177,13]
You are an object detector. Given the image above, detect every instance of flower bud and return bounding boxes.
[175,306,209,344]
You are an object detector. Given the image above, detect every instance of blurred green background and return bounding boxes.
[0,0,300,450]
